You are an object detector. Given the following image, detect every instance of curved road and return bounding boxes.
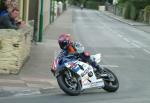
[73,8,150,103]
[1,8,150,103]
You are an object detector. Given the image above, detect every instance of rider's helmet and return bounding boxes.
[58,33,71,49]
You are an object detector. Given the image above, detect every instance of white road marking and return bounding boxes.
[14,90,41,97]
[118,34,123,38]
[101,65,119,68]
[108,28,116,34]
[21,78,52,83]
[104,55,135,58]
[131,43,141,48]
[0,79,25,84]
[123,38,130,43]
[143,49,150,54]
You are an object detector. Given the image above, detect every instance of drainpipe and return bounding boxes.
[50,0,54,24]
[33,0,39,42]
[52,0,55,22]
[38,0,44,42]
[50,0,53,24]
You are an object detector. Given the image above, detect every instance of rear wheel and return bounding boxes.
[57,69,81,96]
[101,68,119,92]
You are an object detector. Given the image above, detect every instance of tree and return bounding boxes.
[118,0,150,20]
[118,0,150,9]
[0,0,3,9]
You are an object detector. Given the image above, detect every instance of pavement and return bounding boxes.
[101,10,150,33]
[0,8,150,98]
[0,8,73,97]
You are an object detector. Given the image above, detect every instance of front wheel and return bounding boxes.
[102,68,119,92]
[57,70,81,96]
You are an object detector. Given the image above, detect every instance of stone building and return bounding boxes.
[0,0,52,74]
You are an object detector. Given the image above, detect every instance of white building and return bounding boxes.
[113,0,118,5]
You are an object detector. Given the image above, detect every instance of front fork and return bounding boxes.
[64,70,72,80]
[64,69,79,84]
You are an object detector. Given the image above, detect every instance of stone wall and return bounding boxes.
[0,27,33,74]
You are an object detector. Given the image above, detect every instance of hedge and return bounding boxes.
[144,5,150,23]
[118,0,150,8]
[130,4,137,20]
[85,1,99,10]
[122,1,132,19]
[0,0,3,9]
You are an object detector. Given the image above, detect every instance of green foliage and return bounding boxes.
[118,0,150,21]
[107,0,113,4]
[85,1,99,10]
[138,9,144,22]
[131,0,150,10]
[57,0,66,3]
[144,5,150,13]
[130,4,137,20]
[90,0,99,1]
[0,0,2,9]
[118,0,150,9]
[116,5,123,16]
[63,2,66,10]
[144,5,150,23]
[87,0,105,5]
[122,1,131,19]
[0,40,2,50]
[79,0,86,4]
[122,1,137,20]
[118,0,126,4]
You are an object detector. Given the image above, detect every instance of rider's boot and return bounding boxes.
[91,62,103,73]
[95,64,103,74]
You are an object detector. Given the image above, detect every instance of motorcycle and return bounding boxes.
[51,51,119,96]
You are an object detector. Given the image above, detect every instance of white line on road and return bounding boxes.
[118,34,123,38]
[101,65,119,68]
[0,79,25,84]
[21,78,52,83]
[143,49,150,54]
[131,43,141,48]
[123,38,130,43]
[14,90,41,97]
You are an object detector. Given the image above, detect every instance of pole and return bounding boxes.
[50,0,53,24]
[52,0,55,22]
[38,0,44,42]
[33,0,39,42]
[50,0,52,24]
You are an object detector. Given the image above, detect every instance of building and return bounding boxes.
[0,0,70,42]
[113,0,118,4]
[0,0,52,42]
[19,0,51,42]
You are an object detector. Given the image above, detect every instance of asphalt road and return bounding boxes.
[1,8,150,103]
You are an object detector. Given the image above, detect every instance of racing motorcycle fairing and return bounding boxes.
[90,53,101,64]
[64,60,105,90]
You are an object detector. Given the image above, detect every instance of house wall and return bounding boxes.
[43,0,51,29]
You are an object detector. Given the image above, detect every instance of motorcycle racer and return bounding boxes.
[58,33,102,73]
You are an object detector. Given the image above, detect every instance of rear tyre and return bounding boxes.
[102,68,119,92]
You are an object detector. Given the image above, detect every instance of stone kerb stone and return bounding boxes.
[0,27,33,74]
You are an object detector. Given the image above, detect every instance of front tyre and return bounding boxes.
[102,68,119,92]
[57,70,81,96]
